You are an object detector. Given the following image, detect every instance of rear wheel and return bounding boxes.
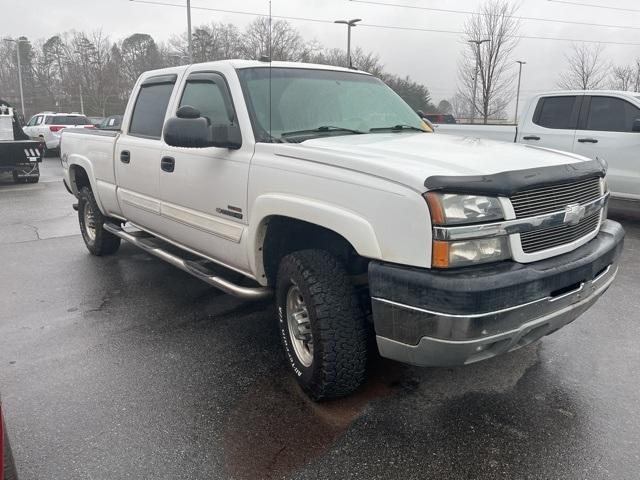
[39,138,49,157]
[78,187,121,256]
[276,249,368,401]
[12,164,39,184]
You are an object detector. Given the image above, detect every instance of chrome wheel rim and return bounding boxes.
[83,202,97,242]
[286,284,314,367]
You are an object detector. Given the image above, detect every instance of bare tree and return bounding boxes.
[557,43,609,90]
[310,47,383,76]
[240,17,315,61]
[169,23,241,63]
[449,93,468,119]
[610,65,636,91]
[457,0,520,124]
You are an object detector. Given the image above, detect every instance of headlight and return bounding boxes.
[425,192,504,225]
[425,192,509,268]
[433,237,510,268]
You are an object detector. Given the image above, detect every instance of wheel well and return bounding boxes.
[69,165,91,194]
[261,216,369,286]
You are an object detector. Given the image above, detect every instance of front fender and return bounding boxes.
[247,193,382,276]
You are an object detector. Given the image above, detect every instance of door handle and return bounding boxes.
[120,150,130,163]
[578,138,598,143]
[160,156,175,173]
[522,135,540,141]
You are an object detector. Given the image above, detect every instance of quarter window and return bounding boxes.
[585,96,640,132]
[34,115,43,126]
[129,82,175,138]
[533,96,578,130]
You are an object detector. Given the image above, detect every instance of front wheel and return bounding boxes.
[276,250,368,401]
[77,187,121,256]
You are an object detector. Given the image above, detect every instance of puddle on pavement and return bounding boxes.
[222,358,405,480]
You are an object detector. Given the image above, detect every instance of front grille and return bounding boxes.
[511,176,602,254]
[511,177,601,218]
[520,212,601,253]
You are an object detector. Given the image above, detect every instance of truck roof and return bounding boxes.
[534,89,640,98]
[141,59,373,78]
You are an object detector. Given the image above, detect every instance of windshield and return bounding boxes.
[237,67,427,142]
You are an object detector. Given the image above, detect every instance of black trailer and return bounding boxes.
[0,99,42,184]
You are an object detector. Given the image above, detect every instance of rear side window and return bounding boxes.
[585,96,640,132]
[180,81,231,125]
[129,82,175,138]
[533,96,578,129]
[45,115,91,125]
[34,115,43,125]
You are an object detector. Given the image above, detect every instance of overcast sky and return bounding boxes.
[5,0,640,117]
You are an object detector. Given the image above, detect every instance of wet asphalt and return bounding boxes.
[0,158,639,480]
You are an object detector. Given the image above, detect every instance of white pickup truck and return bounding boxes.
[435,90,640,201]
[61,61,624,400]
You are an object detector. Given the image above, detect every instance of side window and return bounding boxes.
[26,116,36,126]
[34,115,43,126]
[585,96,640,133]
[533,96,578,129]
[179,78,233,125]
[129,82,175,139]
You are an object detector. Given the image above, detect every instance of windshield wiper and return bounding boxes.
[369,124,426,133]
[280,125,365,138]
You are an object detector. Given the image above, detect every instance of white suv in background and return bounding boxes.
[23,112,94,155]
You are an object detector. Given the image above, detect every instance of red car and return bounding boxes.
[0,398,17,480]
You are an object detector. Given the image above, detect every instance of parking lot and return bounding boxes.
[1,158,639,479]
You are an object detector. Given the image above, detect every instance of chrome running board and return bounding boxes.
[103,223,272,300]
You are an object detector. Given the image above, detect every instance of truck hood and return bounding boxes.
[274,132,587,192]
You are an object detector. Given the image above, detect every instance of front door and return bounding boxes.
[159,71,252,273]
[572,95,640,200]
[115,75,177,230]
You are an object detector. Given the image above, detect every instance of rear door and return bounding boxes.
[573,95,640,200]
[518,94,582,152]
[115,74,178,231]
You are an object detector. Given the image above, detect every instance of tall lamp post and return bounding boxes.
[3,38,26,115]
[468,38,490,124]
[515,60,526,123]
[334,18,362,68]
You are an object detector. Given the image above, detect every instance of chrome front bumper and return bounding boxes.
[369,220,624,367]
[374,264,617,366]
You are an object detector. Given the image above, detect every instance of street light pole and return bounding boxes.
[186,0,193,63]
[334,19,362,68]
[468,39,489,124]
[3,38,26,116]
[515,60,526,123]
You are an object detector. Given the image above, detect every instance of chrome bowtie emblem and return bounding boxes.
[563,203,586,225]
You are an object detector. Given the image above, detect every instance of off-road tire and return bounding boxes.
[276,249,368,401]
[78,186,121,256]
[11,171,24,184]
